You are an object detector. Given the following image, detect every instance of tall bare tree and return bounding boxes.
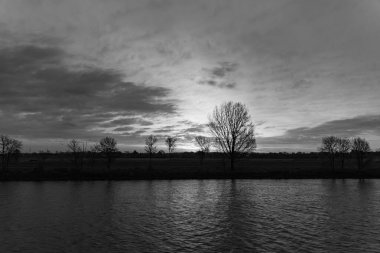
[319,136,339,170]
[165,136,177,158]
[0,135,22,173]
[94,137,118,173]
[194,135,211,169]
[336,137,351,170]
[208,102,256,171]
[145,135,158,168]
[351,137,371,170]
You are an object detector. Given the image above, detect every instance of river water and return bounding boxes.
[1,179,380,252]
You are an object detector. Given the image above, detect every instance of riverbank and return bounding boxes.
[1,157,380,181]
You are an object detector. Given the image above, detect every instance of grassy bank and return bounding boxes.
[1,155,380,181]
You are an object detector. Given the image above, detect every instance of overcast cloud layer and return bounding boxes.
[0,0,380,151]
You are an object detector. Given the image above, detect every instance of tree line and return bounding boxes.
[0,102,256,174]
[0,101,377,175]
[320,136,371,171]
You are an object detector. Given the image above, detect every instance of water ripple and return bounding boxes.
[1,180,380,252]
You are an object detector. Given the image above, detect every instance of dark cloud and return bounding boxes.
[290,79,313,89]
[221,82,236,89]
[258,114,380,148]
[153,129,173,134]
[147,122,207,136]
[198,61,238,89]
[198,80,236,89]
[131,130,147,135]
[177,120,192,124]
[113,126,135,132]
[102,117,154,127]
[210,62,239,78]
[183,124,207,133]
[285,115,380,138]
[0,44,176,140]
[176,120,208,134]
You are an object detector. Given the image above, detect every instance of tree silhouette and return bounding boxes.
[94,137,118,173]
[351,137,371,170]
[165,136,177,159]
[336,137,351,170]
[0,135,22,173]
[208,102,256,171]
[195,136,211,153]
[67,139,83,173]
[145,135,158,169]
[194,135,211,169]
[319,136,339,170]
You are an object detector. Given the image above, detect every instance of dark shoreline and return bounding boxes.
[2,154,379,181]
[1,170,379,181]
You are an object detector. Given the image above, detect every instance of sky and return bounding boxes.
[0,0,380,152]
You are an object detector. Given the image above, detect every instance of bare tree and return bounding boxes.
[194,136,211,169]
[195,136,211,153]
[319,136,339,170]
[94,137,118,173]
[145,135,158,168]
[0,135,22,173]
[67,139,82,153]
[208,102,256,171]
[336,137,351,170]
[351,137,371,170]
[67,139,82,173]
[165,136,177,158]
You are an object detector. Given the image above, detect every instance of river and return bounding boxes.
[1,179,380,252]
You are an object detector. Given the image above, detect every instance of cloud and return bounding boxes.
[144,121,208,139]
[131,130,147,135]
[258,114,380,149]
[290,79,313,90]
[153,129,173,134]
[198,61,238,89]
[285,115,380,137]
[199,80,236,89]
[183,124,207,133]
[103,117,154,127]
[0,44,176,141]
[113,126,135,132]
[210,62,239,78]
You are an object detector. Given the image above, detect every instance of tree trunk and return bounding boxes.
[198,152,204,173]
[230,155,234,171]
[357,153,361,170]
[1,154,4,173]
[149,153,152,170]
[106,155,111,176]
[331,156,335,171]
[0,154,4,175]
[5,154,10,172]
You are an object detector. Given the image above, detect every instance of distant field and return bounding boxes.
[2,154,380,180]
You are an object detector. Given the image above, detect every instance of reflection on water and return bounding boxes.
[1,179,380,252]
